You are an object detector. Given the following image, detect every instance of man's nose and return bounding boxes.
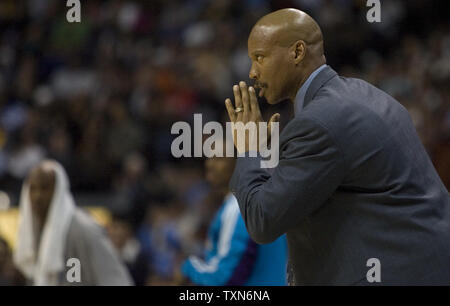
[249,62,258,80]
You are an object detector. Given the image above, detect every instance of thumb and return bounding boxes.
[268,113,280,135]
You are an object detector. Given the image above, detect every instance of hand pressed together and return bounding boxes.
[225,81,280,154]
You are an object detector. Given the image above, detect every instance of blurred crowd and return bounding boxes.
[0,0,449,285]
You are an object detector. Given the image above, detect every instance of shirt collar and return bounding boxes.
[294,64,327,115]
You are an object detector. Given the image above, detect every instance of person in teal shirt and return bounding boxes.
[181,143,287,285]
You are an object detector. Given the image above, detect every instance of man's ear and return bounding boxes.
[291,40,306,64]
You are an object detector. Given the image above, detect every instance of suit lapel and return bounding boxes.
[303,66,338,109]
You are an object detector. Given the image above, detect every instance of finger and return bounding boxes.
[233,84,242,109]
[268,113,280,135]
[239,81,250,116]
[248,86,259,112]
[225,98,236,122]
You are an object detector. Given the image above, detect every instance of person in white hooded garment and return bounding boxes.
[13,159,133,285]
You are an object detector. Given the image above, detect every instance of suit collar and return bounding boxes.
[294,64,327,115]
[302,65,338,110]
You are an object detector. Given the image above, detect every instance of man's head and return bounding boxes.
[27,161,56,223]
[248,8,326,104]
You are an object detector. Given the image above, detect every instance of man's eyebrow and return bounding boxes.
[250,50,265,57]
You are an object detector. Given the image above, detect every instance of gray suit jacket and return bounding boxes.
[230,66,450,285]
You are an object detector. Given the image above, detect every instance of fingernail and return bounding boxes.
[249,86,254,92]
[233,85,238,90]
[240,81,246,87]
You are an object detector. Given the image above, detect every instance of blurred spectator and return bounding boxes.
[105,99,144,166]
[141,203,183,285]
[110,152,150,226]
[178,141,288,286]
[107,214,151,286]
[13,159,132,285]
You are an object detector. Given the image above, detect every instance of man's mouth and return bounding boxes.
[254,83,267,98]
[258,87,265,97]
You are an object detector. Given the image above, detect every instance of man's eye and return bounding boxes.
[256,55,263,63]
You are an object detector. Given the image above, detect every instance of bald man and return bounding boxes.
[225,9,450,285]
[14,160,133,285]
